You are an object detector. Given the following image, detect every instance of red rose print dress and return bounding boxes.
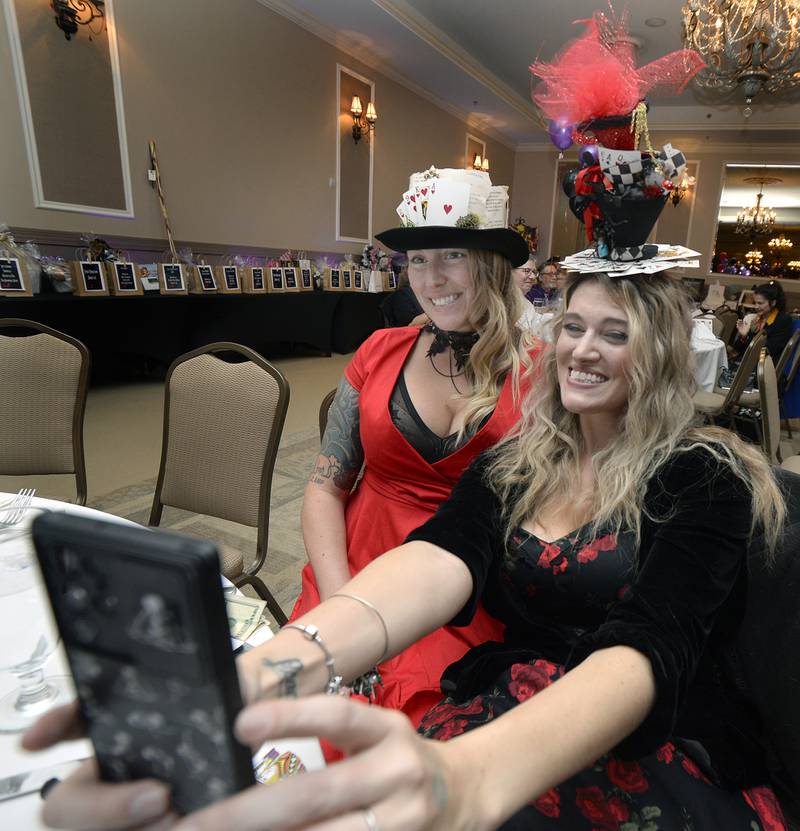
[419,525,787,831]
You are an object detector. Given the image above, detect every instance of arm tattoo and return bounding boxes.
[310,377,364,492]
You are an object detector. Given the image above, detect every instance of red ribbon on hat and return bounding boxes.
[574,165,612,242]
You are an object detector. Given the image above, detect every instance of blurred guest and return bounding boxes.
[734,281,793,362]
[527,257,563,306]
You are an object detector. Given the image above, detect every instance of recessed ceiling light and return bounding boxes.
[645,17,667,27]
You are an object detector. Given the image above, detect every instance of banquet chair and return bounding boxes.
[148,342,289,625]
[693,331,765,425]
[777,330,800,438]
[712,305,738,345]
[0,318,90,505]
[757,349,781,464]
[318,388,337,442]
[722,467,800,829]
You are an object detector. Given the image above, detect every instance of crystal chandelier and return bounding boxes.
[768,234,794,248]
[734,177,779,235]
[682,1,800,115]
[746,248,764,265]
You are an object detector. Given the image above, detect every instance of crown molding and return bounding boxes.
[255,0,516,149]
[368,0,537,122]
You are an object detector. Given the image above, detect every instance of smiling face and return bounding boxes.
[407,248,475,331]
[754,293,773,315]
[512,257,537,293]
[556,281,631,421]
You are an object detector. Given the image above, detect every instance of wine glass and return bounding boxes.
[0,512,73,731]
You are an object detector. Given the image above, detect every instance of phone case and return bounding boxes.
[32,513,255,815]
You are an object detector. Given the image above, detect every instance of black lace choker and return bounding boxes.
[424,323,480,372]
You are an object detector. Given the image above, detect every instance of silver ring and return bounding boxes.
[363,808,380,831]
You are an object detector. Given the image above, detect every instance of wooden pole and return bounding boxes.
[148,139,178,262]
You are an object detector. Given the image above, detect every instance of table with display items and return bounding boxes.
[0,291,388,376]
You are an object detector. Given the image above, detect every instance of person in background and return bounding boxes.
[379,270,425,327]
[734,280,793,362]
[512,256,540,332]
[30,270,787,831]
[527,257,562,306]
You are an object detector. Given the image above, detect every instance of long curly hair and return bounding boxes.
[486,270,785,556]
[452,249,527,433]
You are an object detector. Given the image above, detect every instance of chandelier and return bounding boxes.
[769,233,794,248]
[746,248,764,265]
[682,1,800,115]
[734,176,779,235]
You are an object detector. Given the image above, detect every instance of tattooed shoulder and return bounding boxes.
[312,378,364,491]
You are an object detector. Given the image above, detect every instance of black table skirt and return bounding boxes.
[0,291,388,377]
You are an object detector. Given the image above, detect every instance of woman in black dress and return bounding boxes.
[29,271,788,831]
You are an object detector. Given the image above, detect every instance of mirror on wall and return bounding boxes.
[712,164,800,278]
[4,0,132,215]
[337,65,374,243]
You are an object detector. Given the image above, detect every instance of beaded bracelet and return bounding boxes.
[282,623,344,695]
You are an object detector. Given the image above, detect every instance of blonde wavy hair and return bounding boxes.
[487,270,785,556]
[457,249,526,432]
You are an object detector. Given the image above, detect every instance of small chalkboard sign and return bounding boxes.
[342,269,352,290]
[329,269,341,290]
[106,261,142,296]
[215,265,241,294]
[0,258,27,293]
[245,267,265,294]
[353,269,364,291]
[160,263,187,295]
[268,267,285,293]
[72,261,109,296]
[283,267,299,292]
[198,265,217,291]
[300,267,313,291]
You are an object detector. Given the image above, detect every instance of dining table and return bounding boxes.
[0,494,322,829]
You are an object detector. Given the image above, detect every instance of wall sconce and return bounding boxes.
[350,95,377,144]
[472,154,490,172]
[51,0,105,41]
[670,172,696,207]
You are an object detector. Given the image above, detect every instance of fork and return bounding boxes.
[0,488,36,529]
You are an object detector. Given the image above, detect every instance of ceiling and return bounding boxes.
[257,0,800,148]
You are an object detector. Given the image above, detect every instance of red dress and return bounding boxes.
[291,327,523,724]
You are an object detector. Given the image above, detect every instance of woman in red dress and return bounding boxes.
[292,167,533,724]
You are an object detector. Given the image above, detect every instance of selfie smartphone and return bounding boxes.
[31,512,255,815]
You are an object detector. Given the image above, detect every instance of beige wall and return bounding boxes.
[512,132,800,270]
[0,0,514,254]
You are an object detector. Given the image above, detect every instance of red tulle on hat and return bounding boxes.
[531,10,704,145]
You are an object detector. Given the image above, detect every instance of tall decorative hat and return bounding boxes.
[376,166,530,267]
[531,9,705,274]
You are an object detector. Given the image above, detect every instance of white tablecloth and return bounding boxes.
[692,335,728,393]
[0,496,319,830]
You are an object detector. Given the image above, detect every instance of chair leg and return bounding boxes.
[235,574,288,626]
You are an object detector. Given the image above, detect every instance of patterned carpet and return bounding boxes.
[92,429,320,625]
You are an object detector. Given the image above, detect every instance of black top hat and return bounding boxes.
[376,226,530,268]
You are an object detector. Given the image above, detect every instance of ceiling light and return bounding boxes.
[645,17,667,27]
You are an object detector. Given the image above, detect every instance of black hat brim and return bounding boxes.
[375,226,530,268]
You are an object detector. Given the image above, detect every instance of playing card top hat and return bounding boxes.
[375,166,530,268]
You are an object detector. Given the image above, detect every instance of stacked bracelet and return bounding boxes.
[329,592,390,664]
[282,623,344,695]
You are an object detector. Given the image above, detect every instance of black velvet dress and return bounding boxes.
[406,448,786,830]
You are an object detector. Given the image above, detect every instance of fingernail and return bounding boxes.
[129,786,169,821]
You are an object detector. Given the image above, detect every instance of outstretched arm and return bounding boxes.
[301,377,365,600]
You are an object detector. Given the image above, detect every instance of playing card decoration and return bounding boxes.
[395,167,508,230]
[531,7,705,264]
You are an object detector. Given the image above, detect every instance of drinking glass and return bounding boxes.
[532,297,546,313]
[0,512,73,731]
